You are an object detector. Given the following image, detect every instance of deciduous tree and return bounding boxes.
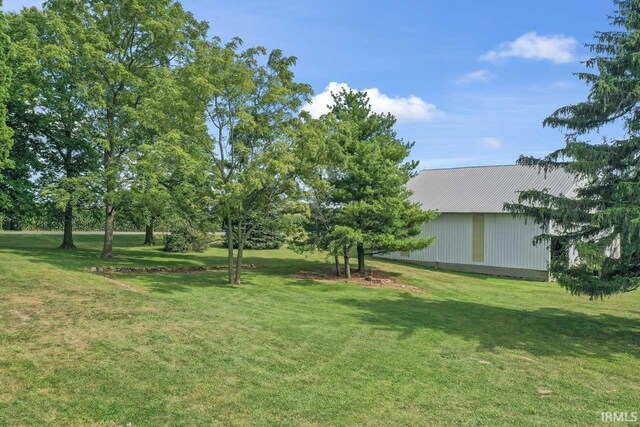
[194,38,312,284]
[45,0,206,258]
[0,1,12,172]
[8,7,98,248]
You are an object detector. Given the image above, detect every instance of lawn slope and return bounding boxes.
[1,234,639,426]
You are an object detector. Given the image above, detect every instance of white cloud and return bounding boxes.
[552,80,573,89]
[455,70,494,85]
[303,82,439,123]
[481,137,502,149]
[480,32,577,64]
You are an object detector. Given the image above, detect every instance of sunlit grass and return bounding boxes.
[1,233,639,425]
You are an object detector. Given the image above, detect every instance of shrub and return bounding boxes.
[244,226,286,249]
[222,220,287,250]
[163,225,212,253]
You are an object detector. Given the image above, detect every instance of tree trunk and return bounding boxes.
[143,217,155,245]
[234,219,244,285]
[101,202,115,258]
[357,242,365,274]
[334,255,340,277]
[59,200,76,249]
[60,146,76,250]
[343,245,351,279]
[226,216,234,284]
[101,117,116,259]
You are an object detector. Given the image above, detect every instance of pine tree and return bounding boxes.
[507,0,640,299]
[328,90,436,275]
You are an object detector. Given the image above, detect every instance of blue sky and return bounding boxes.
[3,0,616,169]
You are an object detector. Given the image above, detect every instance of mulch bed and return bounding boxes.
[84,264,259,274]
[295,270,427,294]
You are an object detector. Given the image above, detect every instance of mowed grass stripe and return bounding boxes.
[1,233,638,426]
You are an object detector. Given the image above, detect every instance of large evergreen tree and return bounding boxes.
[507,0,640,299]
[288,113,346,275]
[328,90,436,276]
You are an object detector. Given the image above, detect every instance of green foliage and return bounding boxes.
[224,228,286,250]
[223,212,289,250]
[300,90,436,272]
[0,150,37,230]
[0,3,13,171]
[4,7,100,244]
[244,229,286,250]
[328,225,362,256]
[1,0,428,269]
[1,9,42,229]
[163,224,213,253]
[125,64,214,236]
[3,203,144,232]
[287,114,342,257]
[506,0,640,298]
[40,0,207,257]
[194,37,313,283]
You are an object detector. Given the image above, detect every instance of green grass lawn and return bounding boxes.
[1,233,639,426]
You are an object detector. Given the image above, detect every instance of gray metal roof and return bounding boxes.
[408,165,578,213]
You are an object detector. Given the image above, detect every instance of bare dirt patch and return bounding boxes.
[295,270,428,294]
[9,309,32,322]
[10,296,43,304]
[97,275,143,293]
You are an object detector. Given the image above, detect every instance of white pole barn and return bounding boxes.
[377,165,578,281]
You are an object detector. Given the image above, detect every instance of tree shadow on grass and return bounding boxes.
[338,293,640,360]
[0,234,214,267]
[0,234,330,276]
[127,273,235,294]
[371,258,505,282]
[113,263,335,294]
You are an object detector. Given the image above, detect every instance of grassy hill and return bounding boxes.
[1,233,638,426]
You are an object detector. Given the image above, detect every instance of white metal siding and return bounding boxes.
[484,214,547,270]
[382,213,548,271]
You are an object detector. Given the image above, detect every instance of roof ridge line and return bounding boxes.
[418,164,518,172]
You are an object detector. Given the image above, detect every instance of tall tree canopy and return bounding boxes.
[507,0,640,299]
[120,65,212,246]
[44,0,206,258]
[0,1,14,171]
[2,6,42,230]
[287,113,345,274]
[7,7,98,248]
[294,90,436,278]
